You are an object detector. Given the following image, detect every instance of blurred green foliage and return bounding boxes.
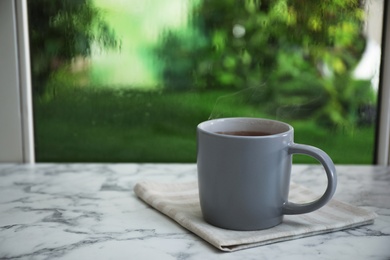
[155,0,375,128]
[28,0,120,95]
[28,0,377,163]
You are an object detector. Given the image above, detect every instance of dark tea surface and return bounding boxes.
[216,131,272,136]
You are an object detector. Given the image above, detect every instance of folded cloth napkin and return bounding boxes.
[134,181,377,252]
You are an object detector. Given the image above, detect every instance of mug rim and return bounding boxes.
[197,117,293,139]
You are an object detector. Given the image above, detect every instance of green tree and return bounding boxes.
[154,29,207,91]
[28,0,120,95]
[155,0,374,127]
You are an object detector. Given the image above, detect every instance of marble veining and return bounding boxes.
[0,164,389,259]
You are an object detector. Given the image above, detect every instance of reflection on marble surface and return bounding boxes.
[0,164,389,259]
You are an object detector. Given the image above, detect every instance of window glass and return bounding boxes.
[29,0,384,163]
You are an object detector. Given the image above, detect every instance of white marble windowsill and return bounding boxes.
[0,164,389,259]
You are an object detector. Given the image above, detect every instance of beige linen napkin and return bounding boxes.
[134,181,377,252]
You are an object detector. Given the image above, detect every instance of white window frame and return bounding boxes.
[0,0,34,163]
[376,1,390,165]
[0,0,389,164]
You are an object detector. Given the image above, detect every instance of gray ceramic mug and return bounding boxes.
[197,117,337,231]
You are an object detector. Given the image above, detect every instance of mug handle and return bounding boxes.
[282,143,337,215]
